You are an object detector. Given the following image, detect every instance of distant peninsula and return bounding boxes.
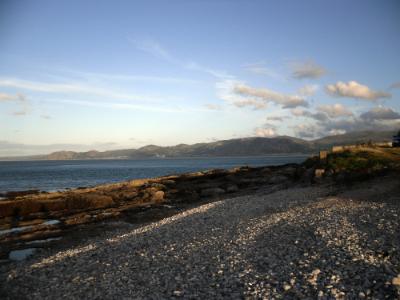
[1,130,396,161]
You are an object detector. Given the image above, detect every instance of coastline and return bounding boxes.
[0,162,307,258]
[1,170,399,298]
[0,154,309,194]
[1,146,399,298]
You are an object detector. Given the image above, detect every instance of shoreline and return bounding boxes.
[1,146,399,298]
[0,162,306,259]
[0,154,310,195]
[1,171,399,298]
[0,153,312,162]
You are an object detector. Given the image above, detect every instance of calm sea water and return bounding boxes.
[0,155,308,193]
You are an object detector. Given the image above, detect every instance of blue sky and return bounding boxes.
[1,0,399,155]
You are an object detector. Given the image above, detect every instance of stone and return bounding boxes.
[319,151,328,161]
[314,169,325,178]
[392,275,400,286]
[152,191,165,203]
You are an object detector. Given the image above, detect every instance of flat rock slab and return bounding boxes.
[1,177,399,299]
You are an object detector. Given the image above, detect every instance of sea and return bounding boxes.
[0,155,309,193]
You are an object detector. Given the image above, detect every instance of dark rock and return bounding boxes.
[225,185,239,193]
[200,188,225,197]
[268,175,289,184]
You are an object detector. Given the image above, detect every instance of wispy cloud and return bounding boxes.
[289,60,327,79]
[0,77,179,104]
[53,99,187,113]
[266,116,289,122]
[185,62,234,79]
[62,69,199,84]
[204,103,222,110]
[233,83,309,109]
[0,92,26,102]
[130,37,233,80]
[128,38,174,62]
[242,62,283,80]
[325,81,391,101]
[0,140,122,156]
[389,81,400,89]
[0,92,30,116]
[232,98,267,110]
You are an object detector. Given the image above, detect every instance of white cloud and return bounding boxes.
[317,103,353,118]
[298,84,318,96]
[290,60,327,79]
[328,129,347,136]
[325,81,391,101]
[233,83,309,109]
[254,127,277,137]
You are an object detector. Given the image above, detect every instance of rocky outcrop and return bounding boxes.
[0,163,302,258]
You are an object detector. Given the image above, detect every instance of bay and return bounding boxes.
[0,155,309,193]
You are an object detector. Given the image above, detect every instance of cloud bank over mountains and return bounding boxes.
[1,37,399,152]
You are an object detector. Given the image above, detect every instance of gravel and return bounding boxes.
[1,179,399,299]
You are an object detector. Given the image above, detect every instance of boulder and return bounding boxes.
[152,191,165,203]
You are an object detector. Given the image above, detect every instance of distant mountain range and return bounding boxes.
[1,130,396,161]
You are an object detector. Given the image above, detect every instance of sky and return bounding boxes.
[0,0,400,156]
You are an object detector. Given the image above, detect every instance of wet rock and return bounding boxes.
[9,248,37,261]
